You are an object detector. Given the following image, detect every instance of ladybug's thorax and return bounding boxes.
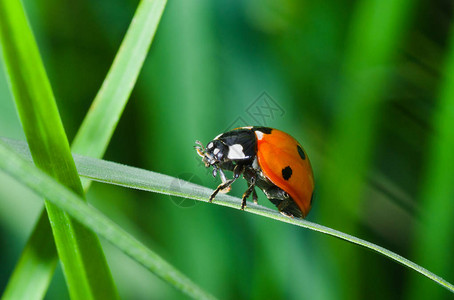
[210,129,258,164]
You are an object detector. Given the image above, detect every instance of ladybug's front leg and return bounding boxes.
[209,164,244,203]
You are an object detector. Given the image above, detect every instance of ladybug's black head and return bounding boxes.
[195,139,229,167]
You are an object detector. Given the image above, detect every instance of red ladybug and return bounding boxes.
[195,126,314,218]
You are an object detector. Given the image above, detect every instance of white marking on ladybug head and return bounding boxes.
[255,130,264,140]
[227,144,246,159]
[207,142,214,149]
[213,148,220,155]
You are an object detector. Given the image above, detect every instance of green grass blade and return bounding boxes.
[406,24,454,300]
[1,0,167,298]
[72,0,167,158]
[0,0,117,299]
[1,213,57,300]
[4,137,454,295]
[0,140,216,300]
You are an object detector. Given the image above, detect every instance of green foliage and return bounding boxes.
[0,0,117,298]
[72,0,167,159]
[3,1,167,296]
[406,24,454,300]
[1,0,454,299]
[319,0,414,297]
[3,138,454,295]
[0,140,215,300]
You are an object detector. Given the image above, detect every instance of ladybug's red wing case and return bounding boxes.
[255,129,314,217]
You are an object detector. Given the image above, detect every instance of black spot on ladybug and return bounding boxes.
[282,166,292,180]
[297,145,306,160]
[310,191,314,205]
[253,127,273,134]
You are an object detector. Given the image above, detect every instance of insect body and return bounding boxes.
[195,126,314,218]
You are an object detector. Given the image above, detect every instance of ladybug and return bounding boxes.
[195,126,314,218]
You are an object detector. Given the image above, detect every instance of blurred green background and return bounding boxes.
[1,0,454,299]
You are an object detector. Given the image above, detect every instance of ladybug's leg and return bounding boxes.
[252,188,258,204]
[276,198,303,218]
[277,199,292,216]
[209,165,244,202]
[241,175,256,210]
[209,179,236,202]
[218,168,227,183]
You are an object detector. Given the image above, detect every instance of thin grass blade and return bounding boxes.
[72,0,167,159]
[4,137,454,295]
[1,0,167,298]
[0,140,216,300]
[320,0,415,297]
[0,0,117,298]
